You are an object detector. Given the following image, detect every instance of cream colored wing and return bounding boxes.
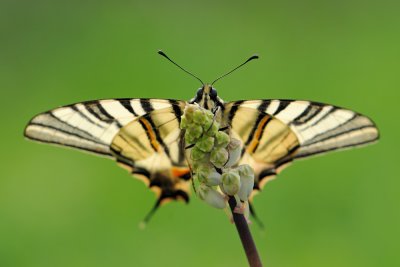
[224,100,379,191]
[25,98,191,206]
[24,98,183,156]
[110,106,191,206]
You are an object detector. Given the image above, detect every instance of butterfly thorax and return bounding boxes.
[190,84,224,112]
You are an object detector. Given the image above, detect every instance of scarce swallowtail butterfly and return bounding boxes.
[24,51,379,224]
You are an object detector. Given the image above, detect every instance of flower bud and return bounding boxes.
[207,171,222,186]
[186,124,203,140]
[195,164,211,183]
[191,146,206,161]
[210,147,228,168]
[201,110,214,129]
[183,105,196,122]
[215,131,230,147]
[237,165,255,202]
[203,118,212,131]
[180,116,188,129]
[195,136,215,153]
[206,111,214,120]
[220,169,241,196]
[224,138,242,168]
[184,131,196,144]
[238,164,254,177]
[202,110,214,126]
[197,184,226,209]
[195,164,222,186]
[193,109,213,126]
[180,103,257,212]
[185,131,197,144]
[205,121,219,137]
[193,109,207,125]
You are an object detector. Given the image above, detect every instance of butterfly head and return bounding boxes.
[157,50,258,111]
[191,84,223,111]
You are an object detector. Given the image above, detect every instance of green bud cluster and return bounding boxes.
[181,104,255,217]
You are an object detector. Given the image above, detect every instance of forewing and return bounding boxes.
[24,98,184,157]
[224,100,379,191]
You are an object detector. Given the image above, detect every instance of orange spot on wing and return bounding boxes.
[172,167,190,178]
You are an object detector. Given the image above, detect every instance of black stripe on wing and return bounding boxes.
[25,98,186,157]
[225,99,379,192]
[231,99,379,153]
[117,99,139,116]
[140,99,155,113]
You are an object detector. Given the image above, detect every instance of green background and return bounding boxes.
[1,0,398,266]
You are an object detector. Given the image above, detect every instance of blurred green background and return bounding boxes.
[1,0,398,266]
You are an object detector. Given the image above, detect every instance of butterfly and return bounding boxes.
[24,51,379,224]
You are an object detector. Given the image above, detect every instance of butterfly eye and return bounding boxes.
[210,88,217,98]
[196,88,203,98]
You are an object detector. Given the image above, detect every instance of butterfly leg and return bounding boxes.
[249,202,265,230]
[139,198,162,229]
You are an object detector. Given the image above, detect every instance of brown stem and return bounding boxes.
[228,196,263,267]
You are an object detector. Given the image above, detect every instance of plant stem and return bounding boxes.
[228,196,263,267]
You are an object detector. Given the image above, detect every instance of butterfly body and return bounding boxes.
[24,84,379,217]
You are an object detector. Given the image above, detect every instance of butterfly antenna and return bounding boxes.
[211,54,259,86]
[158,50,204,85]
[139,199,162,229]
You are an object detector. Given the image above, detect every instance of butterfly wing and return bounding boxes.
[24,98,191,205]
[224,100,379,191]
